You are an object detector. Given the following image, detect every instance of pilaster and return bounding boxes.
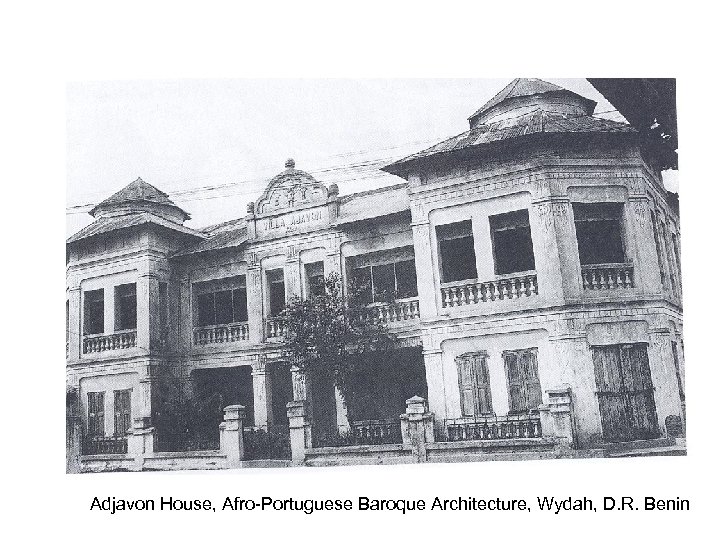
[246,253,263,343]
[67,286,81,361]
[411,221,438,319]
[422,347,447,420]
[252,357,272,428]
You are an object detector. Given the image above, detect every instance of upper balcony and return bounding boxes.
[440,272,538,309]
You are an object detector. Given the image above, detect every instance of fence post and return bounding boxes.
[538,386,575,449]
[286,400,312,465]
[128,417,156,470]
[220,405,246,468]
[400,396,434,463]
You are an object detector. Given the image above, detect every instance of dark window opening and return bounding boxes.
[490,209,535,275]
[437,220,477,283]
[573,203,626,265]
[83,289,104,335]
[305,261,326,297]
[115,283,137,331]
[267,269,286,317]
[196,286,248,327]
[159,282,168,331]
[350,259,418,305]
[503,348,543,413]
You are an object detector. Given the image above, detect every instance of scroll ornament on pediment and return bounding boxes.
[255,159,328,214]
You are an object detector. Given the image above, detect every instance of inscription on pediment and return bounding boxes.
[256,159,328,215]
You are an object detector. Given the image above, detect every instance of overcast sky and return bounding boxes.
[66,78,678,236]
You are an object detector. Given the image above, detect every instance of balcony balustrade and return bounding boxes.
[265,317,286,339]
[193,322,249,346]
[83,330,137,354]
[581,263,635,291]
[82,435,128,455]
[441,273,538,308]
[352,298,420,325]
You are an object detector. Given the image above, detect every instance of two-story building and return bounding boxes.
[66,79,684,470]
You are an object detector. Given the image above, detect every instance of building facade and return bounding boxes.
[66,79,684,470]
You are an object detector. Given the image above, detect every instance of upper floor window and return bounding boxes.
[267,269,286,317]
[489,209,535,275]
[83,289,104,335]
[196,277,248,327]
[573,203,626,265]
[304,261,326,297]
[350,256,418,305]
[437,220,478,283]
[114,283,137,331]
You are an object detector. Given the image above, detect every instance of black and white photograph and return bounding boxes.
[65,78,685,473]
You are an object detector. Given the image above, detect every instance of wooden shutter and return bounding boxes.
[87,392,105,437]
[114,390,132,436]
[504,348,542,413]
[456,352,493,416]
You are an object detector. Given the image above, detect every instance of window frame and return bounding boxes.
[436,220,478,284]
[83,288,105,336]
[193,277,249,327]
[350,258,418,305]
[572,202,627,266]
[455,352,494,417]
[489,209,536,276]
[114,282,137,332]
[87,391,105,437]
[503,348,543,414]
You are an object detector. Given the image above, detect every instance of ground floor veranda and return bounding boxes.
[67,304,686,471]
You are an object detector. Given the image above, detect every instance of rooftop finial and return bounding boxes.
[285,158,295,169]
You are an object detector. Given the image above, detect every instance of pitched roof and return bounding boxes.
[335,183,409,225]
[468,78,584,124]
[90,178,190,219]
[67,212,205,244]
[383,110,635,174]
[171,220,248,257]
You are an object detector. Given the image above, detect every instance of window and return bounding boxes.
[115,283,137,331]
[196,281,248,327]
[490,209,535,275]
[350,259,418,304]
[305,261,326,297]
[113,390,132,436]
[83,289,104,335]
[503,348,543,413]
[456,352,493,416]
[267,269,286,317]
[87,392,105,437]
[437,220,477,283]
[573,203,626,265]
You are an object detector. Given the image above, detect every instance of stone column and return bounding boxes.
[648,328,683,437]
[246,256,263,344]
[626,193,663,294]
[531,191,581,301]
[219,405,246,467]
[66,413,82,474]
[285,246,301,300]
[137,271,161,352]
[178,278,193,352]
[252,360,272,429]
[422,348,447,420]
[538,386,575,449]
[286,401,312,464]
[411,221,438,319]
[400,396,435,463]
[67,285,81,360]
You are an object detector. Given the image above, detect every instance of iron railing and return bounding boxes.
[82,435,128,455]
[435,412,542,442]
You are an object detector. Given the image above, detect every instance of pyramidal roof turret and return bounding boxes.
[383,78,634,178]
[90,177,190,222]
[468,78,596,127]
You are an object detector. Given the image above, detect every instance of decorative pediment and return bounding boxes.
[255,159,328,215]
